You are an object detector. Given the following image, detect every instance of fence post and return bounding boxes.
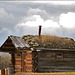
[5,69,8,75]
[1,69,5,75]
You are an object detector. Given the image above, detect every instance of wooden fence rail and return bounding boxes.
[0,68,14,75]
[0,69,8,75]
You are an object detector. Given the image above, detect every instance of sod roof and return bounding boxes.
[21,35,75,49]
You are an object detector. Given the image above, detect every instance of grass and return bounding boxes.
[13,72,75,75]
[35,35,73,44]
[35,35,75,49]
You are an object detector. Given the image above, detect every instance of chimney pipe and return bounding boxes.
[38,25,42,37]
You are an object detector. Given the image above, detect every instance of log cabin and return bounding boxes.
[1,26,75,73]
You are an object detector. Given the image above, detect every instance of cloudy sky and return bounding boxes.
[0,1,75,46]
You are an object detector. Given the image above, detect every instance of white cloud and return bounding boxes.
[19,8,49,23]
[15,14,60,36]
[30,1,75,5]
[44,20,59,27]
[27,8,47,15]
[15,11,75,39]
[13,6,75,40]
[0,8,14,19]
[26,8,51,20]
[16,15,59,28]
[59,12,75,28]
[17,8,59,28]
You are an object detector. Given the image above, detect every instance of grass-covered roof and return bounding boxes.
[21,35,75,49]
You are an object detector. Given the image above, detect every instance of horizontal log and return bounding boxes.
[15,65,22,68]
[38,54,55,58]
[15,56,21,58]
[25,69,33,72]
[5,42,12,44]
[0,50,13,53]
[26,55,32,58]
[26,57,32,60]
[14,68,22,72]
[15,67,22,69]
[15,68,22,70]
[0,48,16,51]
[64,55,75,58]
[15,61,21,65]
[15,69,21,72]
[15,58,21,60]
[15,72,22,74]
[26,66,33,68]
[26,51,32,54]
[15,60,21,62]
[2,46,15,49]
[64,58,75,61]
[25,63,33,65]
[3,44,14,47]
[38,69,75,72]
[25,61,32,64]
[25,64,33,67]
[15,65,21,67]
[38,61,75,66]
[38,57,55,61]
[15,54,21,56]
[38,66,75,69]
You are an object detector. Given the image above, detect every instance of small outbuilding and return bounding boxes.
[1,34,75,73]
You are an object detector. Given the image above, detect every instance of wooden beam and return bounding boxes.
[21,52,25,72]
[0,50,14,53]
[4,42,13,45]
[3,44,14,47]
[11,53,15,67]
[2,46,15,49]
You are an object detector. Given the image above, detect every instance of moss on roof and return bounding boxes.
[21,35,75,49]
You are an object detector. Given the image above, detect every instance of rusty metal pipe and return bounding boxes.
[38,25,42,37]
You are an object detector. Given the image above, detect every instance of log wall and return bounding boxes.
[11,50,34,73]
[37,50,75,72]
[25,51,33,72]
[32,51,38,72]
[11,50,75,73]
[14,53,22,73]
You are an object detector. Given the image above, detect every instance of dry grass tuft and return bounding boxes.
[34,35,75,49]
[35,35,73,44]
